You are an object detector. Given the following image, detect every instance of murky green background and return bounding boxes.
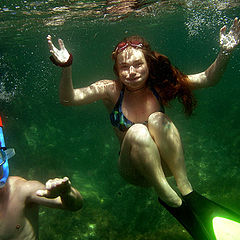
[0,1,240,239]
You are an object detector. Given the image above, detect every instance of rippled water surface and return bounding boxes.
[1,1,240,239]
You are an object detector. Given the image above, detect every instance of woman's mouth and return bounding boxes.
[127,77,139,81]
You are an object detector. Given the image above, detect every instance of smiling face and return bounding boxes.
[116,48,149,90]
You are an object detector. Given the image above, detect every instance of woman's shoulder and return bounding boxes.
[95,79,121,93]
[96,79,120,86]
[96,79,122,107]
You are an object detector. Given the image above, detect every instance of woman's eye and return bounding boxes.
[135,63,142,68]
[121,65,129,70]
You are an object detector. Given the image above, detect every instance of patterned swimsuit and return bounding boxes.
[110,86,165,132]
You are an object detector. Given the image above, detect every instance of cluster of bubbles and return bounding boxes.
[183,1,233,37]
[0,57,17,102]
[0,81,16,102]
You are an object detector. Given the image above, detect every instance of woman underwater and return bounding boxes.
[47,18,240,210]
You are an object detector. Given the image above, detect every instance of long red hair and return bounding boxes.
[112,35,196,115]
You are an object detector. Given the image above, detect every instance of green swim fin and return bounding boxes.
[158,196,211,239]
[158,191,240,239]
[183,191,240,240]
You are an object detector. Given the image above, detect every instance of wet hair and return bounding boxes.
[112,35,197,115]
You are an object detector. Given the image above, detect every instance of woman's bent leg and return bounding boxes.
[119,123,182,207]
[148,112,193,196]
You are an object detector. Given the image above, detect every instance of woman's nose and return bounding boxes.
[129,66,136,75]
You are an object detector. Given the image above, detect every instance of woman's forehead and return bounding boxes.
[117,48,145,64]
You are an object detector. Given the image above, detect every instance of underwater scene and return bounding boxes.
[1,0,240,239]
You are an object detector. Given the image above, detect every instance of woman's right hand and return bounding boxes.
[47,35,70,64]
[220,17,240,53]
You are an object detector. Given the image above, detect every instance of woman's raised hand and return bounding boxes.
[220,17,240,53]
[47,35,71,65]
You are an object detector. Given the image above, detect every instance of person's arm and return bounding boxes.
[26,177,83,211]
[47,35,114,106]
[187,17,240,90]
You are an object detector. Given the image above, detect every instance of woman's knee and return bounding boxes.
[148,112,172,128]
[148,112,179,134]
[126,123,152,146]
[148,112,182,148]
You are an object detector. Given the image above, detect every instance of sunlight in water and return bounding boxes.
[213,217,240,240]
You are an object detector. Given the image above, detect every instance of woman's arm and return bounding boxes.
[47,35,114,106]
[188,17,240,90]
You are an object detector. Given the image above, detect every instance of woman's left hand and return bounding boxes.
[220,17,240,53]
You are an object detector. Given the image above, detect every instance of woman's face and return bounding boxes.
[116,48,149,90]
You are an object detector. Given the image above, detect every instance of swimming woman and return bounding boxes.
[47,18,240,209]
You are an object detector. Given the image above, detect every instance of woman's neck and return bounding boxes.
[125,85,148,94]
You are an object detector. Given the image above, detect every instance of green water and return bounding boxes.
[1,1,240,239]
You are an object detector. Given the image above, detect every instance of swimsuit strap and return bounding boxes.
[110,86,165,132]
[150,85,160,101]
[150,85,165,113]
[111,88,124,112]
[118,88,124,112]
